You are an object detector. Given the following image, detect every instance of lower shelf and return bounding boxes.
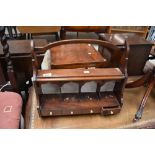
[39,92,121,116]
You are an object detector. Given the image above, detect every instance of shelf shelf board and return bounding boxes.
[37,68,125,82]
[111,28,148,34]
[39,92,121,116]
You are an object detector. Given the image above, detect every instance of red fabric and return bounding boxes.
[0,92,22,129]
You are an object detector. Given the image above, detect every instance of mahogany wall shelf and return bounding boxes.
[31,39,129,117]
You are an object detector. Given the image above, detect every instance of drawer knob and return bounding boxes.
[90,109,94,113]
[110,111,113,115]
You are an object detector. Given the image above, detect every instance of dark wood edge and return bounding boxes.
[126,71,153,88]
[36,76,125,83]
[34,39,120,52]
[61,26,111,33]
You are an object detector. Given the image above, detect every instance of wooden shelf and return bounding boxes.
[39,92,121,116]
[32,39,128,117]
[37,68,125,82]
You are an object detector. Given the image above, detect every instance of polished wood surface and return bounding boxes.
[25,84,155,129]
[37,68,124,82]
[37,67,124,117]
[110,26,149,37]
[60,26,111,39]
[33,39,123,69]
[39,92,121,116]
[35,39,119,52]
[51,44,106,69]
[17,26,61,33]
[99,33,153,75]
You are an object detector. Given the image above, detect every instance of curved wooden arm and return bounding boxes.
[126,70,153,88]
[33,39,128,72]
[34,39,120,52]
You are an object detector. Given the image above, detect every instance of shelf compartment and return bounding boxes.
[39,92,121,116]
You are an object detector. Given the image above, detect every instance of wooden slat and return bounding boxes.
[110,26,149,38]
[112,29,147,34]
[17,26,61,33]
[37,68,124,82]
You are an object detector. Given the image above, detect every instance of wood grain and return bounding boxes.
[17,26,61,33]
[51,44,106,69]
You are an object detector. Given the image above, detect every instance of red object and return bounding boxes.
[0,92,22,129]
